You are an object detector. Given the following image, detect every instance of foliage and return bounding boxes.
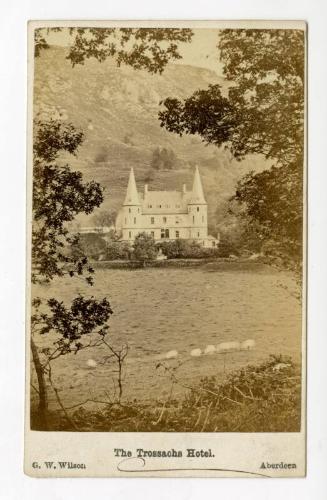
[232,160,303,268]
[92,208,117,230]
[158,29,305,270]
[133,232,157,262]
[215,236,240,258]
[105,241,132,261]
[150,147,178,170]
[31,118,116,430]
[72,233,107,261]
[32,119,104,284]
[35,27,193,74]
[159,29,304,166]
[32,296,112,360]
[31,355,301,432]
[159,85,236,148]
[157,239,219,259]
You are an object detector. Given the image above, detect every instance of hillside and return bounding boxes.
[34,46,269,228]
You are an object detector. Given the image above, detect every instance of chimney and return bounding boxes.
[144,184,148,195]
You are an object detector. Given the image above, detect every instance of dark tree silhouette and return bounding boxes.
[34,27,193,74]
[159,29,304,269]
[32,119,104,284]
[31,28,194,428]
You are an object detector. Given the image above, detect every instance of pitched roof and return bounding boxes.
[141,190,191,214]
[189,165,206,204]
[123,168,141,206]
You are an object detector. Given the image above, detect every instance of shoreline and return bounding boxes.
[92,257,270,271]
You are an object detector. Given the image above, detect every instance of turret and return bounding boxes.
[124,167,140,206]
[190,165,206,204]
[122,168,141,242]
[187,166,208,240]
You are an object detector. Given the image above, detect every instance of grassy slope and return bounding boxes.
[34,46,270,228]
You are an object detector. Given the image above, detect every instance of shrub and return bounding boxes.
[31,355,301,432]
[76,232,107,260]
[157,239,220,259]
[133,232,157,263]
[105,241,131,260]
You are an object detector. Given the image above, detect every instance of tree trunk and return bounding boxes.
[31,337,48,430]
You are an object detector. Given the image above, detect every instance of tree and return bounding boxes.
[32,119,104,284]
[78,233,107,260]
[92,208,117,231]
[159,29,304,269]
[35,27,193,74]
[31,119,113,429]
[31,296,113,429]
[159,30,304,165]
[31,29,194,427]
[233,161,303,266]
[133,232,157,264]
[150,147,178,170]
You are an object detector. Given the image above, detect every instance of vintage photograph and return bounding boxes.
[28,23,305,437]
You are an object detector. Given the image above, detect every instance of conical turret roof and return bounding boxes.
[123,168,140,206]
[189,165,206,204]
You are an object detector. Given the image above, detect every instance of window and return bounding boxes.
[165,229,170,238]
[157,204,162,208]
[163,217,167,223]
[148,204,152,208]
[176,231,180,239]
[151,231,155,238]
[193,215,195,224]
[129,208,131,213]
[134,217,136,224]
[138,208,140,213]
[129,231,131,239]
[151,217,155,224]
[161,229,165,239]
[197,207,199,212]
[202,215,204,223]
[197,231,200,237]
[175,217,179,224]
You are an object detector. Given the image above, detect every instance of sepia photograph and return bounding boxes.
[28,23,305,437]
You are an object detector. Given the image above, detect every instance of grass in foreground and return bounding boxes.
[31,355,301,432]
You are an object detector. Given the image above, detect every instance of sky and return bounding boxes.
[177,29,224,75]
[45,27,225,76]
